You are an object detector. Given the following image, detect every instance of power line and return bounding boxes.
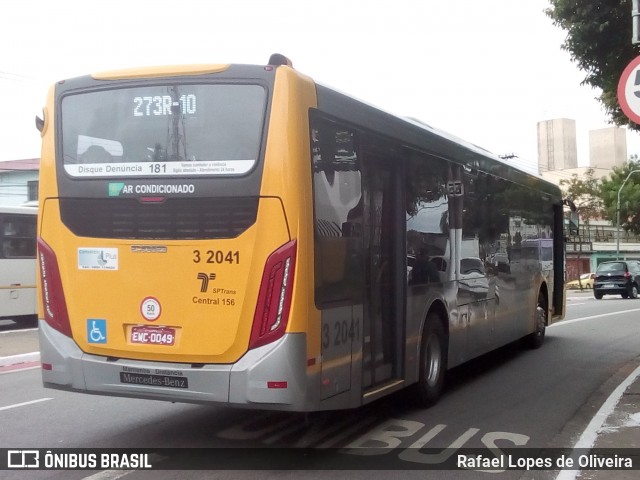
[0,168,40,172]
[0,70,31,77]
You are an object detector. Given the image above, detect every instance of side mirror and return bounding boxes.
[563,198,579,236]
[568,211,579,236]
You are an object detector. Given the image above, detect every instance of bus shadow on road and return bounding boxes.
[83,337,563,450]
[0,317,38,332]
[440,335,558,399]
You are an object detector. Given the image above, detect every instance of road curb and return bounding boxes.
[0,351,40,367]
[519,357,640,480]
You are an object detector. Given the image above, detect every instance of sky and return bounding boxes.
[1,0,639,175]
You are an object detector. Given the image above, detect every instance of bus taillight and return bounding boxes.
[249,240,297,350]
[37,238,72,337]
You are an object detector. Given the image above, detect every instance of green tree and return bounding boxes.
[600,158,640,234]
[558,167,604,223]
[559,169,603,288]
[546,0,639,129]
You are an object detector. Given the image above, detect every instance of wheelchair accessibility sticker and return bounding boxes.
[87,319,107,344]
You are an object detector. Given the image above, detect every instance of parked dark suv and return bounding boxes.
[593,260,640,299]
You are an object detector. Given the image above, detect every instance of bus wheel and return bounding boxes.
[413,314,447,408]
[525,292,547,349]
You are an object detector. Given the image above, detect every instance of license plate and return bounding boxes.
[131,326,176,346]
[603,284,616,289]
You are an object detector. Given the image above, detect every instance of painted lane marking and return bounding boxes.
[80,453,165,480]
[0,398,53,412]
[0,361,40,374]
[555,363,640,480]
[81,470,134,480]
[0,352,41,374]
[0,328,38,335]
[550,308,640,328]
[0,352,40,367]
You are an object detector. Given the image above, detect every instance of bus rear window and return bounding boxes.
[60,84,266,178]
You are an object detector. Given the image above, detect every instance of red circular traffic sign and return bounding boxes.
[140,296,162,322]
[618,55,640,124]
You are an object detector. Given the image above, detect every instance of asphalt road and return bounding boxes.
[1,292,639,480]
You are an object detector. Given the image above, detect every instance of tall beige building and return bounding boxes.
[589,126,627,169]
[537,118,578,173]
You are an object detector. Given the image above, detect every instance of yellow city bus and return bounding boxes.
[36,55,566,411]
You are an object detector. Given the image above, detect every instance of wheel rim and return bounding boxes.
[535,304,546,337]
[425,334,442,387]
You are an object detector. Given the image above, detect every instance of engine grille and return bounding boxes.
[59,197,259,240]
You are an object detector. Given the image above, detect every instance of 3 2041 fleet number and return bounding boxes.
[322,319,360,349]
[193,250,240,264]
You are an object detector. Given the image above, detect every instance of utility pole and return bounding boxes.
[633,0,640,44]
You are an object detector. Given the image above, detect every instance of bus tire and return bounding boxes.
[525,291,547,349]
[413,314,447,408]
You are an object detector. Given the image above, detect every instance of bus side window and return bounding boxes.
[0,215,37,258]
[405,151,451,285]
[311,115,363,306]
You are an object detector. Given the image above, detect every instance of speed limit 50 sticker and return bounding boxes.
[140,297,162,322]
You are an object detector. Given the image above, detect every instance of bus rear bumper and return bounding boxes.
[39,320,310,410]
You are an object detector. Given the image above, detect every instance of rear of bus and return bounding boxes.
[37,60,321,410]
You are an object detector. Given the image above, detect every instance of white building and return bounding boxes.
[589,126,627,170]
[0,159,39,206]
[537,118,578,173]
